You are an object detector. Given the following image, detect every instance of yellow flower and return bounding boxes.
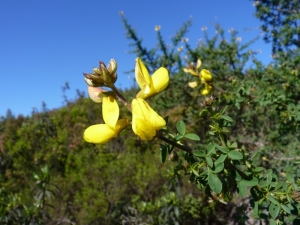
[183,59,201,76]
[188,68,213,96]
[135,58,169,99]
[200,69,212,83]
[188,81,198,88]
[132,98,166,141]
[183,68,198,76]
[83,95,129,144]
[200,83,213,96]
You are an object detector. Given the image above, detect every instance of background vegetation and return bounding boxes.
[1,0,300,224]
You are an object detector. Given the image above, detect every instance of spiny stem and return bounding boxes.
[111,85,132,112]
[156,132,193,153]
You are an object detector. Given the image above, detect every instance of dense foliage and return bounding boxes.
[1,1,300,224]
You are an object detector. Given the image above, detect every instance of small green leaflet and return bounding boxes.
[176,120,186,135]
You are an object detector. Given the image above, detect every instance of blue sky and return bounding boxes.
[0,0,271,117]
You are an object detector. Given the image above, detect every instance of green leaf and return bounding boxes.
[212,161,224,173]
[206,142,215,156]
[241,177,258,187]
[208,172,222,194]
[215,154,227,163]
[206,157,213,168]
[266,169,273,183]
[259,180,269,187]
[269,202,280,219]
[254,167,264,172]
[294,160,300,165]
[208,131,215,136]
[286,173,295,184]
[237,182,247,197]
[176,120,186,135]
[193,150,205,158]
[199,109,209,116]
[269,219,276,225]
[251,151,259,160]
[220,105,228,114]
[281,204,291,214]
[184,133,200,141]
[228,150,243,160]
[230,142,237,148]
[236,96,245,102]
[215,144,228,153]
[220,115,233,123]
[235,171,242,182]
[160,145,167,163]
[192,169,199,176]
[252,200,259,218]
[268,195,280,205]
[175,134,184,141]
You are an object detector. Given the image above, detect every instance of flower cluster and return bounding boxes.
[184,59,213,95]
[83,58,169,144]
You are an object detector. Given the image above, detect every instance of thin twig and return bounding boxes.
[156,132,193,153]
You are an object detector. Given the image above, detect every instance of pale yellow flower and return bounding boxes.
[155,25,161,31]
[188,81,198,88]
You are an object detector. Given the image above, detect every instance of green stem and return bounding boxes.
[219,133,226,146]
[156,132,193,153]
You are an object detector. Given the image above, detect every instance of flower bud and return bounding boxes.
[107,59,118,84]
[107,59,117,75]
[84,59,119,87]
[83,73,105,87]
[93,67,102,75]
[99,61,113,84]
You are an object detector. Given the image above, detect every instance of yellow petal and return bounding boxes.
[188,81,199,88]
[102,96,119,129]
[183,68,198,76]
[196,59,202,69]
[83,124,117,144]
[151,67,169,93]
[114,118,130,132]
[200,69,212,82]
[132,98,166,130]
[136,86,150,99]
[183,68,189,73]
[135,58,151,90]
[132,118,157,140]
[136,67,169,99]
[200,83,213,95]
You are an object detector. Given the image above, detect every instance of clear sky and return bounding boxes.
[0,0,271,117]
